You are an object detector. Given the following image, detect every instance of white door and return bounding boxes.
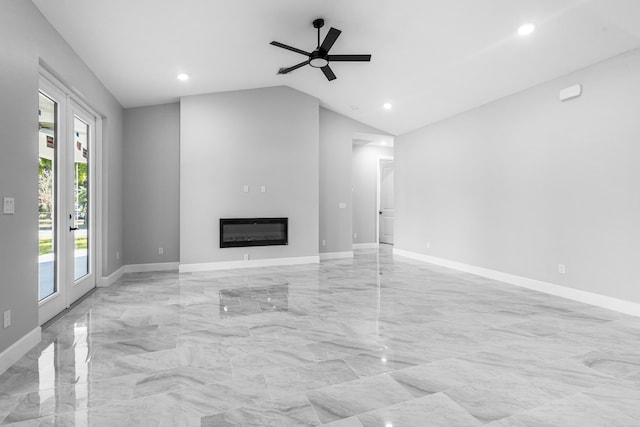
[68,102,96,303]
[38,78,97,325]
[379,159,394,244]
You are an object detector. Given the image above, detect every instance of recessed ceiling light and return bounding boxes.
[177,73,190,81]
[518,23,536,36]
[383,103,392,110]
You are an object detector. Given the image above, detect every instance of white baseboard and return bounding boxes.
[0,327,41,375]
[98,265,126,287]
[353,243,379,249]
[320,251,354,260]
[179,256,320,273]
[394,248,640,318]
[126,262,179,274]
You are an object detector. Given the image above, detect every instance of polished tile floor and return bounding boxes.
[2,247,640,426]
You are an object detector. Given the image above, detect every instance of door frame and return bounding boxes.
[376,155,394,245]
[38,69,103,325]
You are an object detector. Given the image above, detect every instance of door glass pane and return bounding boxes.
[73,117,89,280]
[38,93,57,301]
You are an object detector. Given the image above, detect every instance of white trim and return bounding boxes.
[94,115,104,291]
[320,251,354,260]
[126,262,179,273]
[98,265,126,287]
[394,248,640,318]
[0,327,41,375]
[179,256,320,273]
[353,243,379,249]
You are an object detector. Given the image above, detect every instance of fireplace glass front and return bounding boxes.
[219,217,288,248]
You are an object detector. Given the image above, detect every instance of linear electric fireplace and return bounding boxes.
[220,217,288,248]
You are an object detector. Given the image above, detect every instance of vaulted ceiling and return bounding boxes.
[33,0,640,135]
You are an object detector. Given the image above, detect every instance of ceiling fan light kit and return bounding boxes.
[270,18,371,81]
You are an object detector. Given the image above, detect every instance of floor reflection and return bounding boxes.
[219,284,289,318]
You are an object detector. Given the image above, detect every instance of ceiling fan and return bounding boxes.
[270,18,371,81]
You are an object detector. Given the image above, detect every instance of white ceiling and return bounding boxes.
[33,0,640,135]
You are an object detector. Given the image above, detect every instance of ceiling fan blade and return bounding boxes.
[320,27,341,52]
[270,41,311,57]
[321,65,337,81]
[328,54,371,62]
[278,60,309,75]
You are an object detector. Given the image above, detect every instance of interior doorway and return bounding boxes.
[378,158,394,245]
[351,134,394,249]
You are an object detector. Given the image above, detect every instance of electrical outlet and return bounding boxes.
[158,247,164,255]
[243,185,249,193]
[3,197,15,215]
[116,251,120,260]
[558,264,566,274]
[243,253,249,261]
[261,185,266,193]
[353,233,357,239]
[3,310,10,329]
[321,240,326,246]
[426,241,431,249]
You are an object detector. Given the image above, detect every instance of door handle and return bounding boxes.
[379,211,382,215]
[68,214,78,231]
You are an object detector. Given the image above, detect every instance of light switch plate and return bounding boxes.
[339,202,347,209]
[3,197,15,215]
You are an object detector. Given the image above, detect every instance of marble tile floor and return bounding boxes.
[2,247,640,426]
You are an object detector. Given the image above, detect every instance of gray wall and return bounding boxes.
[180,86,319,265]
[396,48,640,304]
[352,144,394,245]
[0,1,123,353]
[123,103,180,265]
[319,108,389,254]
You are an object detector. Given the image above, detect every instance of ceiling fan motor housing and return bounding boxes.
[309,50,329,68]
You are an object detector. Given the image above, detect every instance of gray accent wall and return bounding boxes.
[124,103,180,265]
[396,49,640,304]
[352,144,394,245]
[319,108,390,254]
[0,1,123,353]
[180,87,319,265]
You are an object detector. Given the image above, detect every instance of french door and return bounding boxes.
[38,76,97,325]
